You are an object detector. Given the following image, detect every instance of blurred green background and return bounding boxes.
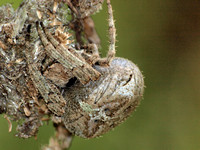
[1,0,200,150]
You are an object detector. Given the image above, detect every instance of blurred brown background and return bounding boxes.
[0,0,200,150]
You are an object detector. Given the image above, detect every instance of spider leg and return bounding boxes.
[80,44,100,65]
[36,22,100,84]
[25,42,66,116]
[106,0,116,61]
[98,0,116,66]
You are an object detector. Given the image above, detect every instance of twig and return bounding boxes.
[42,123,73,150]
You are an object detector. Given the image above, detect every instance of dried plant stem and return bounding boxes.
[42,123,73,150]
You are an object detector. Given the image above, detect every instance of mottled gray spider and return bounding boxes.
[24,0,144,139]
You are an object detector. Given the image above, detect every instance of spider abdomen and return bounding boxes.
[63,57,144,138]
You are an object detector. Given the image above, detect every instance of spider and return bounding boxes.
[26,0,116,116]
[25,0,144,139]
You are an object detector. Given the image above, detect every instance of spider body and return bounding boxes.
[63,57,144,138]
